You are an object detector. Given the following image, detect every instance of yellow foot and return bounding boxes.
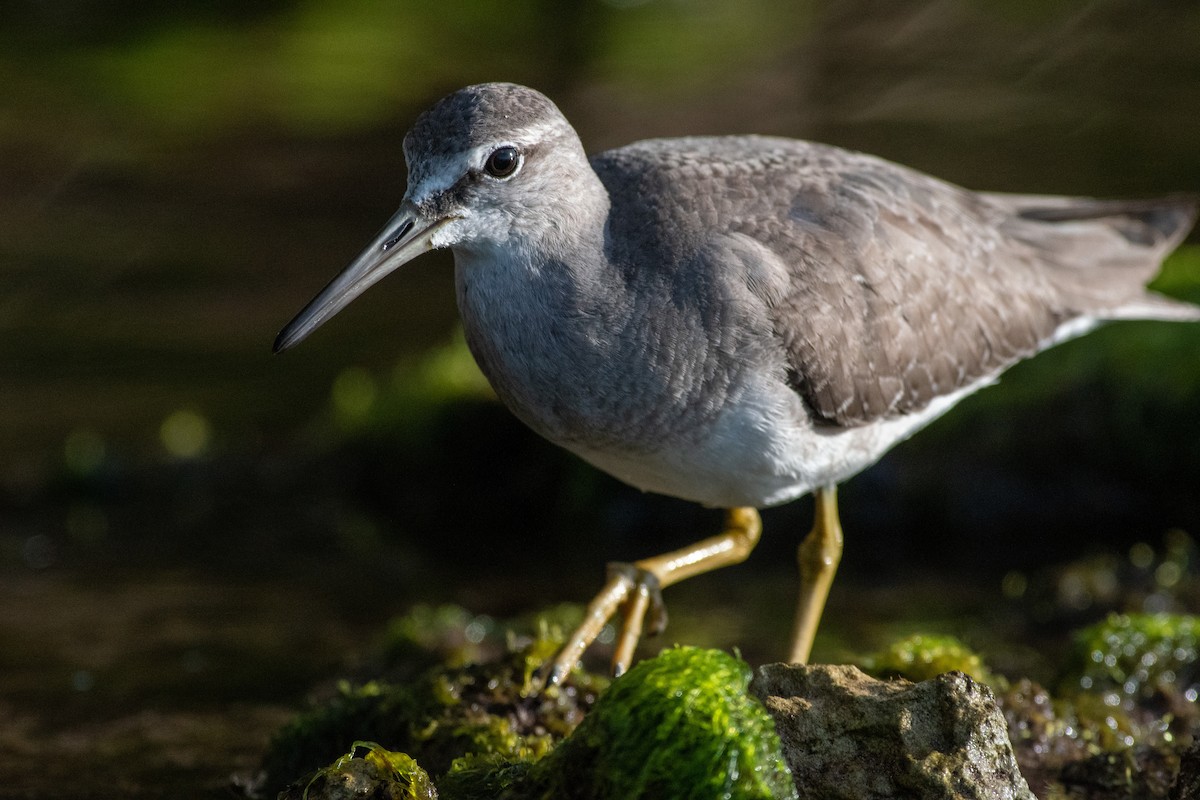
[546,507,762,685]
[548,563,666,683]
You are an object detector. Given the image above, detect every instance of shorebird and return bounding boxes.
[275,82,1198,681]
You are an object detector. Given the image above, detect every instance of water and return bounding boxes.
[2,1,1199,796]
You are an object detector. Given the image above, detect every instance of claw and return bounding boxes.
[547,570,630,685]
[544,507,762,686]
[546,562,668,683]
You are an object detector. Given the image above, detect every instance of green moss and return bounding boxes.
[263,613,601,794]
[264,680,411,791]
[1060,612,1200,703]
[267,612,794,799]
[283,741,438,800]
[864,633,995,685]
[1000,615,1200,775]
[439,753,537,799]
[443,647,797,800]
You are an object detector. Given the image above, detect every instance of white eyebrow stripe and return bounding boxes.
[405,121,559,204]
[509,119,563,146]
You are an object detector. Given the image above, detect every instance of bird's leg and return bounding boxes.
[788,485,843,664]
[548,506,762,683]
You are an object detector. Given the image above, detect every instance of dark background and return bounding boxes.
[1,1,1198,796]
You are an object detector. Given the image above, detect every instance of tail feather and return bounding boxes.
[984,192,1199,319]
[1101,292,1200,323]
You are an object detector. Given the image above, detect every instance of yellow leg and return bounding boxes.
[789,485,843,664]
[549,506,762,682]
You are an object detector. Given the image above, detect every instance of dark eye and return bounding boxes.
[484,146,520,178]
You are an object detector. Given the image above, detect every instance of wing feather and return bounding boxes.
[591,137,1196,427]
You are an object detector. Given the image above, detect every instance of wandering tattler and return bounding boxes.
[275,82,1199,681]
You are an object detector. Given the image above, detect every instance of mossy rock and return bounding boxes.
[261,623,600,792]
[444,646,797,800]
[279,742,439,800]
[266,642,795,799]
[863,633,995,685]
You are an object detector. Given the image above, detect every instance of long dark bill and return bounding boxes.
[273,204,449,353]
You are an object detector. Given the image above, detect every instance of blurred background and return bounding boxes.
[1,1,1199,796]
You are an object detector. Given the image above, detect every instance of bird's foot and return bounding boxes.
[546,562,666,685]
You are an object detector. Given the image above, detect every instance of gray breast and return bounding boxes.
[453,234,785,456]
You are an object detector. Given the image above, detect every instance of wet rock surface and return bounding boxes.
[750,663,1035,800]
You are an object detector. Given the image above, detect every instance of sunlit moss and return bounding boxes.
[266,610,792,799]
[863,633,995,685]
[282,741,437,800]
[1060,612,1200,703]
[444,647,797,800]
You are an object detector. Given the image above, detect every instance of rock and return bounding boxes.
[749,663,1035,800]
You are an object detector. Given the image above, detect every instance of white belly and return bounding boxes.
[566,372,997,509]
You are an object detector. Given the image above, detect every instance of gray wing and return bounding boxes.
[593,136,1197,427]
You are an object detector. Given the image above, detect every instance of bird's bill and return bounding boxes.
[273,205,449,353]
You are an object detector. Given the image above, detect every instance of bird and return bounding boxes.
[274,82,1199,682]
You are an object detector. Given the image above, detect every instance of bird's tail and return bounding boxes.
[985,192,1200,321]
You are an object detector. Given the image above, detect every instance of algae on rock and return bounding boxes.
[261,608,600,793]
[278,742,439,800]
[263,607,793,800]
[496,646,797,800]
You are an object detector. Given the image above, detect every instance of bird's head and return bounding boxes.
[274,82,597,353]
